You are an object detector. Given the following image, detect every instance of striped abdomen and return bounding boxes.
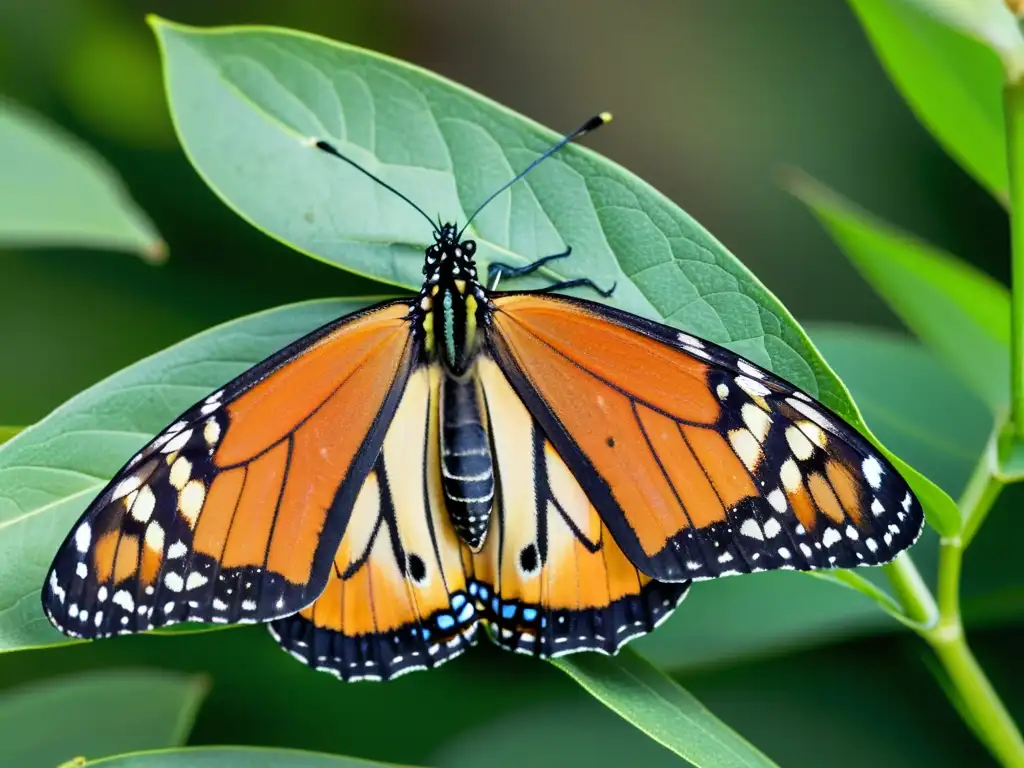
[440,375,494,550]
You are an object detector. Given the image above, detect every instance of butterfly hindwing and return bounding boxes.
[486,293,925,583]
[270,364,479,681]
[43,300,417,638]
[467,357,689,658]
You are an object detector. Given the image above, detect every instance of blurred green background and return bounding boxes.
[0,1,1018,766]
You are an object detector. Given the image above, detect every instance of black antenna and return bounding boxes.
[457,112,612,240]
[310,138,439,234]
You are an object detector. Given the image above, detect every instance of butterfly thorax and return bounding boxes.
[417,224,489,376]
[416,224,495,550]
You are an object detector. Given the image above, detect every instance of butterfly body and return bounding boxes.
[42,121,925,683]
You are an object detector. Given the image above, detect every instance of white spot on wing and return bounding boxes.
[74,523,92,554]
[164,572,184,592]
[112,590,134,612]
[111,475,141,501]
[144,521,165,553]
[169,457,192,490]
[785,426,815,461]
[736,375,770,398]
[763,517,782,539]
[716,383,729,400]
[862,456,883,489]
[729,429,762,471]
[739,518,763,540]
[780,459,801,492]
[677,332,704,348]
[741,403,772,442]
[767,489,787,513]
[786,398,834,431]
[167,541,188,559]
[162,429,193,454]
[822,528,841,548]
[131,485,156,524]
[178,480,206,526]
[737,359,765,379]
[185,572,208,590]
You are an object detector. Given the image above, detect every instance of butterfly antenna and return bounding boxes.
[457,112,612,240]
[311,138,439,235]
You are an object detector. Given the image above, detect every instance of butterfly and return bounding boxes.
[42,113,924,682]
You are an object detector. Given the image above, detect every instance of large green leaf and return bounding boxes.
[87,747,407,767]
[434,629,1019,768]
[0,298,374,651]
[149,16,956,534]
[0,670,206,768]
[0,98,163,260]
[789,172,1010,414]
[845,0,1010,202]
[554,650,779,768]
[0,426,22,445]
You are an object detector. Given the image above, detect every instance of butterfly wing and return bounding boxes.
[269,364,479,681]
[466,357,689,658]
[43,300,418,638]
[486,293,925,583]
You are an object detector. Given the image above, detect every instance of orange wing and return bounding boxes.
[466,358,688,658]
[486,293,924,583]
[269,365,479,681]
[42,300,417,639]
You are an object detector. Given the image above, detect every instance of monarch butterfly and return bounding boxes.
[42,112,923,682]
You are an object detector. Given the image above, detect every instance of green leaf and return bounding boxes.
[87,747,408,767]
[789,171,1009,415]
[0,427,23,445]
[149,16,956,535]
[0,298,376,652]
[806,567,925,630]
[845,0,1010,201]
[0,97,164,261]
[553,649,779,768]
[0,670,207,768]
[901,0,1024,79]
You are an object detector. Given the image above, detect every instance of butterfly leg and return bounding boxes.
[486,247,573,289]
[536,277,616,298]
[487,248,616,297]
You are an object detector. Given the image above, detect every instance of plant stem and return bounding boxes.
[922,536,1024,767]
[959,435,1004,548]
[1007,81,1024,439]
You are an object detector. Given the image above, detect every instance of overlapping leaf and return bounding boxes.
[0,670,206,767]
[0,98,163,259]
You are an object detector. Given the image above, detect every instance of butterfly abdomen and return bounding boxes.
[440,375,494,550]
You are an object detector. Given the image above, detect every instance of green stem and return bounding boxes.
[1009,79,1024,433]
[1008,82,1024,439]
[882,553,936,628]
[958,436,1004,548]
[921,536,1024,768]
[881,452,1023,764]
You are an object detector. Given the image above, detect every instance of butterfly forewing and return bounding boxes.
[486,293,924,583]
[42,300,417,639]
